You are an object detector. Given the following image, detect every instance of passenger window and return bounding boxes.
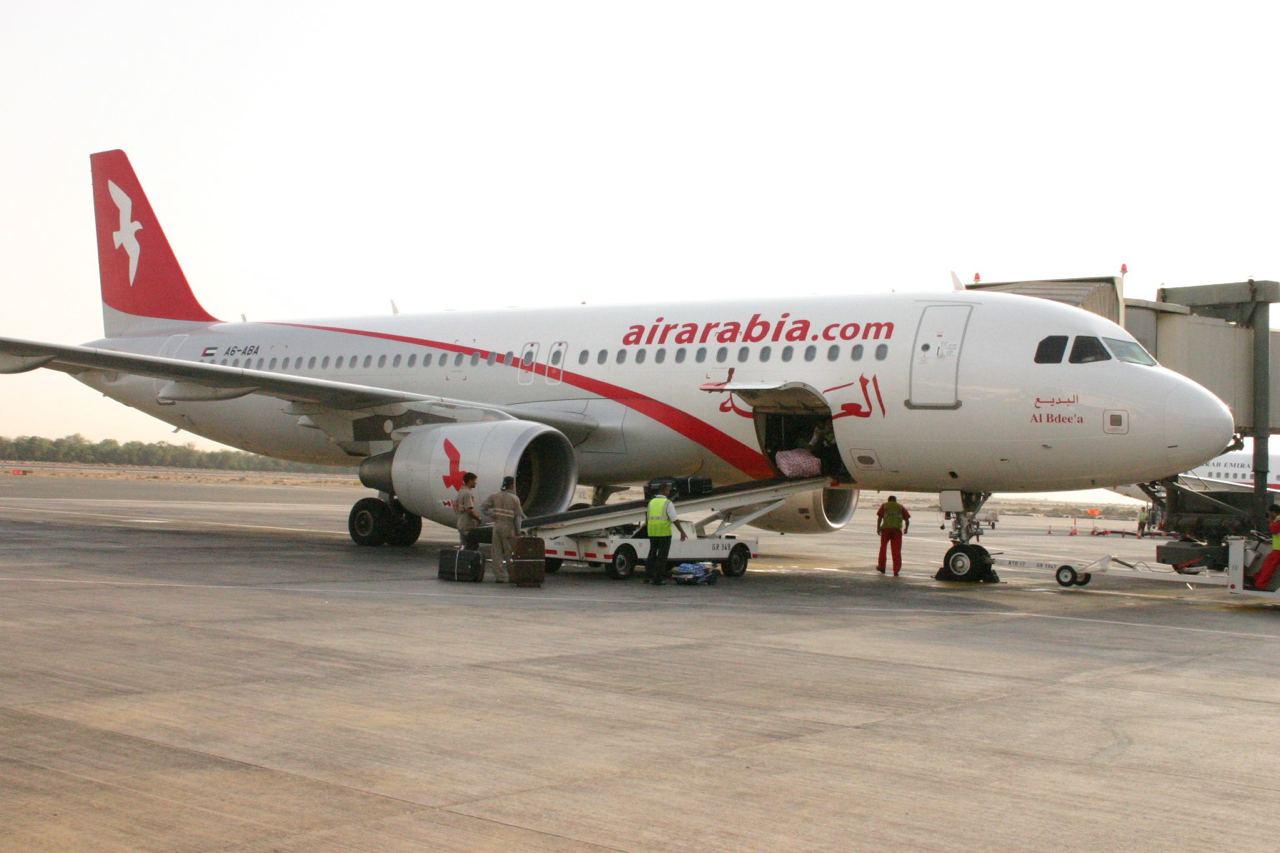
[269,357,278,369]
[522,351,534,368]
[803,345,816,362]
[760,346,771,362]
[737,346,749,363]
[578,350,589,365]
[695,347,707,363]
[307,357,317,369]
[454,353,464,367]
[597,349,607,365]
[875,344,888,360]
[334,356,343,369]
[321,356,329,369]
[1069,336,1111,364]
[1035,336,1068,364]
[423,353,432,367]
[636,349,646,364]
[851,344,863,361]
[392,354,402,368]
[256,358,264,369]
[616,349,627,364]
[363,355,372,368]
[675,348,687,364]
[232,358,240,367]
[781,346,793,362]
[715,347,728,363]
[486,352,496,366]
[655,349,666,364]
[551,350,562,366]
[470,353,480,366]
[407,354,416,368]
[827,345,839,361]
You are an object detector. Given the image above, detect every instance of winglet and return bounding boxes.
[950,271,965,291]
[91,150,219,337]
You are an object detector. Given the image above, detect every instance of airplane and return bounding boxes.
[0,150,1236,581]
[1112,448,1280,501]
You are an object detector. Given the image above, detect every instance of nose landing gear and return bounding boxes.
[936,491,1000,582]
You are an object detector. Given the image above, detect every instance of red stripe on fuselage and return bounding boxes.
[278,322,775,479]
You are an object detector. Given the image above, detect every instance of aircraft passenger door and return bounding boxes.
[907,305,971,409]
[517,341,539,386]
[546,341,567,385]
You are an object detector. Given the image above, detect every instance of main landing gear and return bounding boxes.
[349,496,422,547]
[935,490,1000,583]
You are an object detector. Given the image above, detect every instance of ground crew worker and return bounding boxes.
[875,495,911,576]
[454,472,481,548]
[643,481,688,585]
[481,476,524,584]
[1137,506,1149,537]
[1248,504,1280,591]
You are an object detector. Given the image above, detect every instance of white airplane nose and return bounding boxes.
[1165,379,1235,472]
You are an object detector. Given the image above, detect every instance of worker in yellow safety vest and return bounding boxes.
[1248,504,1280,590]
[643,481,688,585]
[875,495,911,576]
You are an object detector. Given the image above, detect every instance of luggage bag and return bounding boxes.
[438,548,485,582]
[509,536,547,587]
[775,448,822,478]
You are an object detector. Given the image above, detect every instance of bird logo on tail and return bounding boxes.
[106,180,142,285]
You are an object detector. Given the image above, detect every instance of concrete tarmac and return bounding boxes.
[2,475,1279,851]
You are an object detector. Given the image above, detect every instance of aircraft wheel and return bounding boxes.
[385,512,422,547]
[1055,565,1079,587]
[607,545,637,579]
[544,558,563,574]
[723,544,751,577]
[1075,572,1092,586]
[349,498,390,546]
[943,544,984,581]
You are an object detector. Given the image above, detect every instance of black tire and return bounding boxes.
[607,545,637,579]
[943,544,984,581]
[1055,565,1078,587]
[723,544,750,577]
[1075,572,1092,587]
[385,513,422,547]
[544,558,563,574]
[349,498,390,546]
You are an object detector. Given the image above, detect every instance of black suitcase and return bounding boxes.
[672,475,713,497]
[438,548,485,582]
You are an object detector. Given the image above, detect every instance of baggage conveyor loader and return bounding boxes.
[523,476,833,580]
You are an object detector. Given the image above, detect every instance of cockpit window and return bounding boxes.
[1069,336,1111,364]
[1035,336,1068,364]
[1103,337,1157,366]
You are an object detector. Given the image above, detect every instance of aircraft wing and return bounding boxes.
[0,335,594,436]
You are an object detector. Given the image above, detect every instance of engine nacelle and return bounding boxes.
[359,420,577,527]
[745,487,859,534]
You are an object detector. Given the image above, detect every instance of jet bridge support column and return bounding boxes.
[1252,298,1270,525]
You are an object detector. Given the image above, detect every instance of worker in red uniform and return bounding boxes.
[875,495,911,576]
[1248,504,1280,590]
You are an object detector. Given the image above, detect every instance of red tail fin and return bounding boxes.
[91,150,219,337]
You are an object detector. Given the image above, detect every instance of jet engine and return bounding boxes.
[358,420,578,526]
[738,486,859,534]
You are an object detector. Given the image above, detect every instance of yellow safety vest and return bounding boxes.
[880,501,904,530]
[647,497,673,537]
[1272,530,1280,550]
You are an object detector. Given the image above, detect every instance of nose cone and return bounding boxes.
[1164,378,1234,472]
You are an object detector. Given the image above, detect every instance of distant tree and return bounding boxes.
[0,435,342,473]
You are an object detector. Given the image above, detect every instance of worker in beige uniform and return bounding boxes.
[454,472,481,548]
[481,475,524,584]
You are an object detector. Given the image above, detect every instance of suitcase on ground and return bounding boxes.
[438,548,485,582]
[775,448,822,478]
[509,536,547,587]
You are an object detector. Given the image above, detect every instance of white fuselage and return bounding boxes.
[78,290,1233,493]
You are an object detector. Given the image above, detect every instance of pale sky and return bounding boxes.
[1,0,1276,494]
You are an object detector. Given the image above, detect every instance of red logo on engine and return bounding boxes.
[441,438,465,491]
